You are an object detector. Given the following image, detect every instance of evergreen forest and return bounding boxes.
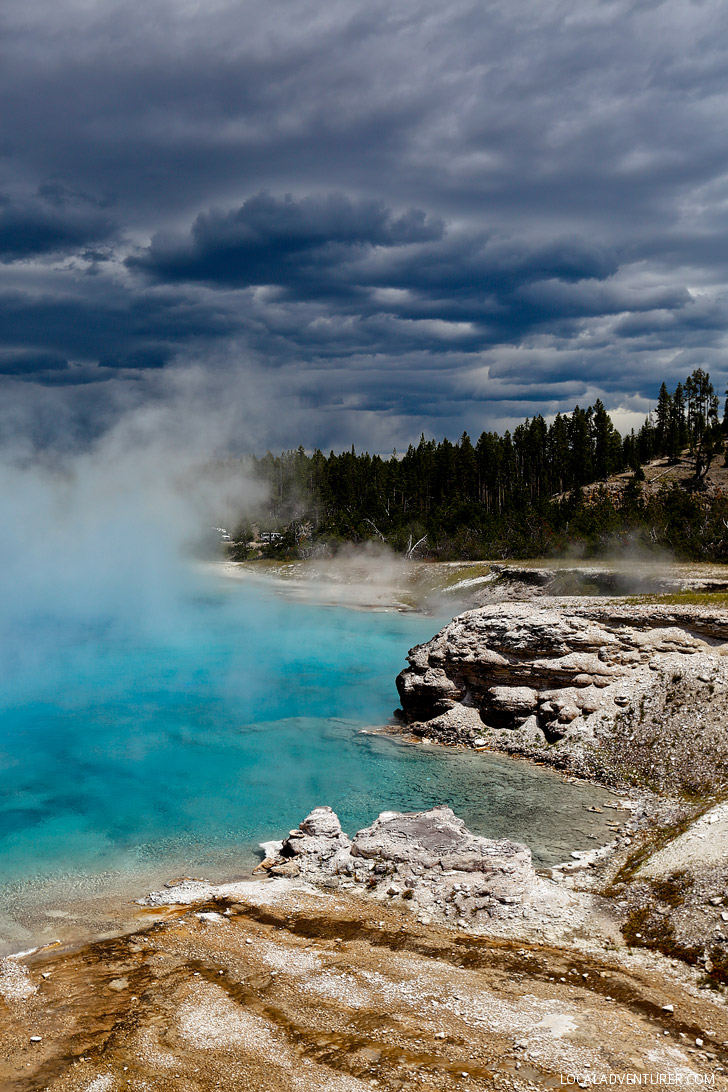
[229,368,728,561]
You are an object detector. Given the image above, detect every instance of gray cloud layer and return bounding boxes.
[2,0,728,450]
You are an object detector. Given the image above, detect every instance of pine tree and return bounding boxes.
[655,383,672,455]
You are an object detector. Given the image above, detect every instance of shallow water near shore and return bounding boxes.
[0,567,617,953]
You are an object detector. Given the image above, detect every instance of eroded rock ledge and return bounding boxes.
[395,601,728,794]
[260,805,579,932]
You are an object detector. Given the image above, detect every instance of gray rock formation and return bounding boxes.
[266,804,539,924]
[394,601,728,793]
[471,564,728,607]
[272,805,350,877]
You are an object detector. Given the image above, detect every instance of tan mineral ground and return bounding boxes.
[2,881,728,1092]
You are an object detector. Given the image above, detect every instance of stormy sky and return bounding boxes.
[3,0,728,453]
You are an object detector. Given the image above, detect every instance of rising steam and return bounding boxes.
[0,374,267,699]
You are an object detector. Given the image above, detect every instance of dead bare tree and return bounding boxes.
[363,518,386,541]
[405,534,427,560]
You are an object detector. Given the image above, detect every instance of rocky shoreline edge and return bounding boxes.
[4,593,728,1088]
[393,599,728,791]
[139,803,624,942]
[382,596,728,981]
[2,797,728,1089]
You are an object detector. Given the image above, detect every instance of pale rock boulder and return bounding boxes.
[351,806,533,893]
[395,664,463,718]
[487,686,539,719]
[270,806,350,877]
[267,805,541,924]
[408,703,484,745]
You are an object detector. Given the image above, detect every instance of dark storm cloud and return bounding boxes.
[132,200,612,301]
[99,347,171,371]
[0,281,237,380]
[0,189,116,261]
[3,0,728,449]
[130,195,631,346]
[129,192,443,288]
[0,349,69,376]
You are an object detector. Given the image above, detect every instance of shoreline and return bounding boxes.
[4,569,728,1086]
[3,813,728,1090]
[214,556,728,616]
[0,754,624,962]
[0,709,629,960]
[0,687,635,961]
[0,707,643,964]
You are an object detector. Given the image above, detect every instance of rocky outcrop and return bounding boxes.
[395,601,728,793]
[265,804,549,925]
[269,805,351,878]
[476,564,728,604]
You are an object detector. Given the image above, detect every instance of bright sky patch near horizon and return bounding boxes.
[2,0,728,453]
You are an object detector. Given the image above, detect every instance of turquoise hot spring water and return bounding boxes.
[0,566,616,947]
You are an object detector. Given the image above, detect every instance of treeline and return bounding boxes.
[228,368,728,561]
[623,367,725,476]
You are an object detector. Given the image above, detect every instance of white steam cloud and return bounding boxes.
[0,369,266,693]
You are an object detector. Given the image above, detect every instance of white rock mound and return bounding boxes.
[266,804,542,925]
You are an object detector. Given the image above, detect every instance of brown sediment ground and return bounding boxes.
[2,883,728,1091]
